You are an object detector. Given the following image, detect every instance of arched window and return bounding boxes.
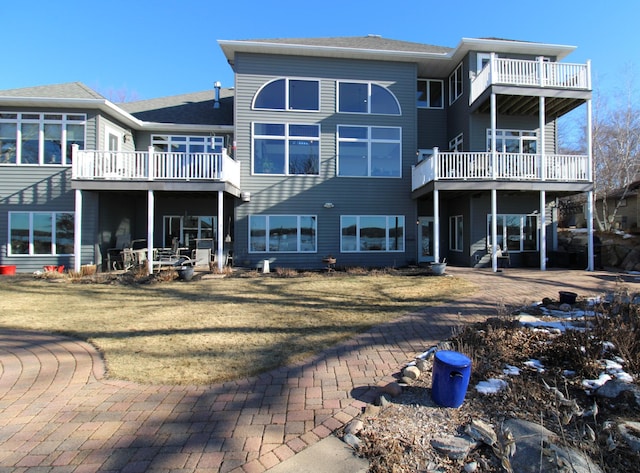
[337,82,401,115]
[253,78,319,111]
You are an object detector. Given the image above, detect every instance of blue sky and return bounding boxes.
[2,0,638,102]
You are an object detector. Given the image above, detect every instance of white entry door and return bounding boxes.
[418,217,435,263]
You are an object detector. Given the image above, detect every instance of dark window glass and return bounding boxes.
[289,80,319,110]
[254,79,286,109]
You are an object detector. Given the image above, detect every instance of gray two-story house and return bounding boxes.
[0,35,595,274]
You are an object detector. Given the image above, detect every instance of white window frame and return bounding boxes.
[337,125,402,178]
[8,211,74,256]
[0,112,86,166]
[337,81,401,115]
[416,79,444,109]
[449,215,463,252]
[248,215,317,253]
[486,129,538,153]
[252,78,321,112]
[340,215,405,253]
[448,63,464,105]
[251,123,320,175]
[449,133,463,152]
[487,214,539,253]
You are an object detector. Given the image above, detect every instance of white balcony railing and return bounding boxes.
[470,56,591,104]
[412,149,590,191]
[71,145,241,188]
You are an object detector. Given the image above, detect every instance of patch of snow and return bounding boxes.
[582,373,612,390]
[503,365,520,376]
[475,378,508,394]
[524,359,546,372]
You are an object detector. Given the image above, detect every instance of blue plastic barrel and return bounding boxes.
[431,350,472,408]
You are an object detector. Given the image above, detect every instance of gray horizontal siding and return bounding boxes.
[232,53,418,268]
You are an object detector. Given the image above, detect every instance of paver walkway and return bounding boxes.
[1,268,638,472]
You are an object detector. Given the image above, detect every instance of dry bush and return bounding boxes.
[274,267,298,277]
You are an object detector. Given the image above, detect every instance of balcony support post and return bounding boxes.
[433,189,440,263]
[539,96,546,180]
[147,190,154,275]
[540,190,547,271]
[491,189,498,272]
[586,191,595,271]
[217,190,225,271]
[490,93,497,180]
[73,189,82,273]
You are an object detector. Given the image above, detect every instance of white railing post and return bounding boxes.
[586,60,592,90]
[538,56,545,87]
[147,146,154,180]
[433,147,439,180]
[71,144,79,178]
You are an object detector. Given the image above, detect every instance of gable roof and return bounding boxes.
[120,88,234,126]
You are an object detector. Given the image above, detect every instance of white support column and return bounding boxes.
[433,189,440,263]
[217,190,224,271]
[540,190,547,271]
[73,189,82,273]
[587,191,595,271]
[147,190,154,275]
[539,96,546,180]
[490,93,497,180]
[491,189,498,272]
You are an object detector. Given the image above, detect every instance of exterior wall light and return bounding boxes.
[323,202,334,209]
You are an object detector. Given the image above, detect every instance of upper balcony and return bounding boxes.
[470,56,591,115]
[412,148,591,193]
[71,145,241,192]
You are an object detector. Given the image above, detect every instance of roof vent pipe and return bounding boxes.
[214,81,221,109]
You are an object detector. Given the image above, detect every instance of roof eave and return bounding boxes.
[455,37,577,61]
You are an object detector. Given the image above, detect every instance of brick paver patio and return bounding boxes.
[1,268,638,472]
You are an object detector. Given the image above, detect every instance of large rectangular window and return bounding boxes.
[449,215,463,252]
[163,215,216,249]
[252,123,319,175]
[341,215,405,252]
[0,112,85,165]
[337,126,401,177]
[487,214,538,252]
[249,215,317,253]
[9,212,74,255]
[417,79,444,108]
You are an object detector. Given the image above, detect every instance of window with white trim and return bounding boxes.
[163,215,216,249]
[448,63,463,104]
[449,215,463,252]
[252,123,320,175]
[338,81,401,115]
[249,215,317,253]
[341,215,405,252]
[417,79,444,108]
[449,133,463,152]
[486,129,538,153]
[152,135,224,154]
[487,214,538,252]
[9,211,74,255]
[0,112,85,165]
[253,78,320,111]
[337,125,401,177]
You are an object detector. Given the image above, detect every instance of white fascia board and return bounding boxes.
[455,38,577,61]
[139,122,234,133]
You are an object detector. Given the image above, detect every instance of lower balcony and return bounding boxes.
[71,146,240,189]
[412,150,590,191]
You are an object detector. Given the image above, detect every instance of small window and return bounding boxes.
[449,133,463,152]
[9,211,74,255]
[253,78,320,111]
[338,81,400,115]
[449,215,463,252]
[417,79,444,108]
[449,63,463,104]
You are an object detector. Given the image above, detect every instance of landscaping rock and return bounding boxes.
[403,365,421,380]
[618,421,640,452]
[415,358,430,372]
[400,376,414,385]
[343,433,362,450]
[345,419,364,435]
[380,382,402,397]
[595,379,640,408]
[430,434,474,460]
